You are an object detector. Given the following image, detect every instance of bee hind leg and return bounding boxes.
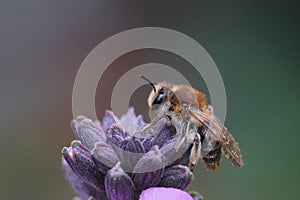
[189,133,201,171]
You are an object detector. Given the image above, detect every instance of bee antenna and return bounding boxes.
[139,75,156,92]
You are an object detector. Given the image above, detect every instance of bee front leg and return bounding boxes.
[189,133,201,171]
[136,115,164,136]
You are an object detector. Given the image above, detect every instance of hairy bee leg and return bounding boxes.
[175,121,189,152]
[138,115,163,132]
[189,133,201,171]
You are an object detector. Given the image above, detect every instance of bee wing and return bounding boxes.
[188,106,244,167]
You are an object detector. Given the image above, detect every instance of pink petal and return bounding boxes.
[139,187,193,200]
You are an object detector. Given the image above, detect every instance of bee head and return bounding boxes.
[140,76,179,110]
[139,76,168,110]
[147,83,169,110]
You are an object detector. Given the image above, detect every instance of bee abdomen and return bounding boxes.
[202,142,222,170]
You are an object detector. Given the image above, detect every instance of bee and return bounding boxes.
[140,76,244,171]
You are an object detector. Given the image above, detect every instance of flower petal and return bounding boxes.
[101,110,119,133]
[139,187,193,200]
[119,107,145,135]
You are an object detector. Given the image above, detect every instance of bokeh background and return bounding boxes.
[0,0,299,199]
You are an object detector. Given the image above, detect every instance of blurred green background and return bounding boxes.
[0,0,299,199]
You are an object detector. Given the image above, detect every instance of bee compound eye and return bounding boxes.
[152,87,167,106]
[152,93,165,105]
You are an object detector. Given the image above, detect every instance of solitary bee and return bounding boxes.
[140,76,244,171]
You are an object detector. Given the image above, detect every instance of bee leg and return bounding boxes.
[136,115,163,136]
[175,121,190,152]
[164,115,172,126]
[189,133,201,171]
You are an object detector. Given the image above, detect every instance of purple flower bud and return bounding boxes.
[102,110,119,133]
[91,142,120,175]
[141,124,176,152]
[139,187,193,200]
[171,145,192,167]
[62,140,105,192]
[132,146,165,190]
[158,165,194,190]
[106,125,125,148]
[142,136,155,152]
[154,125,177,148]
[189,191,204,200]
[105,162,136,200]
[120,137,145,170]
[160,135,190,167]
[71,116,106,150]
[62,158,107,200]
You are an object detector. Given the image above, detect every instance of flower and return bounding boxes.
[62,108,200,200]
[139,187,193,200]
